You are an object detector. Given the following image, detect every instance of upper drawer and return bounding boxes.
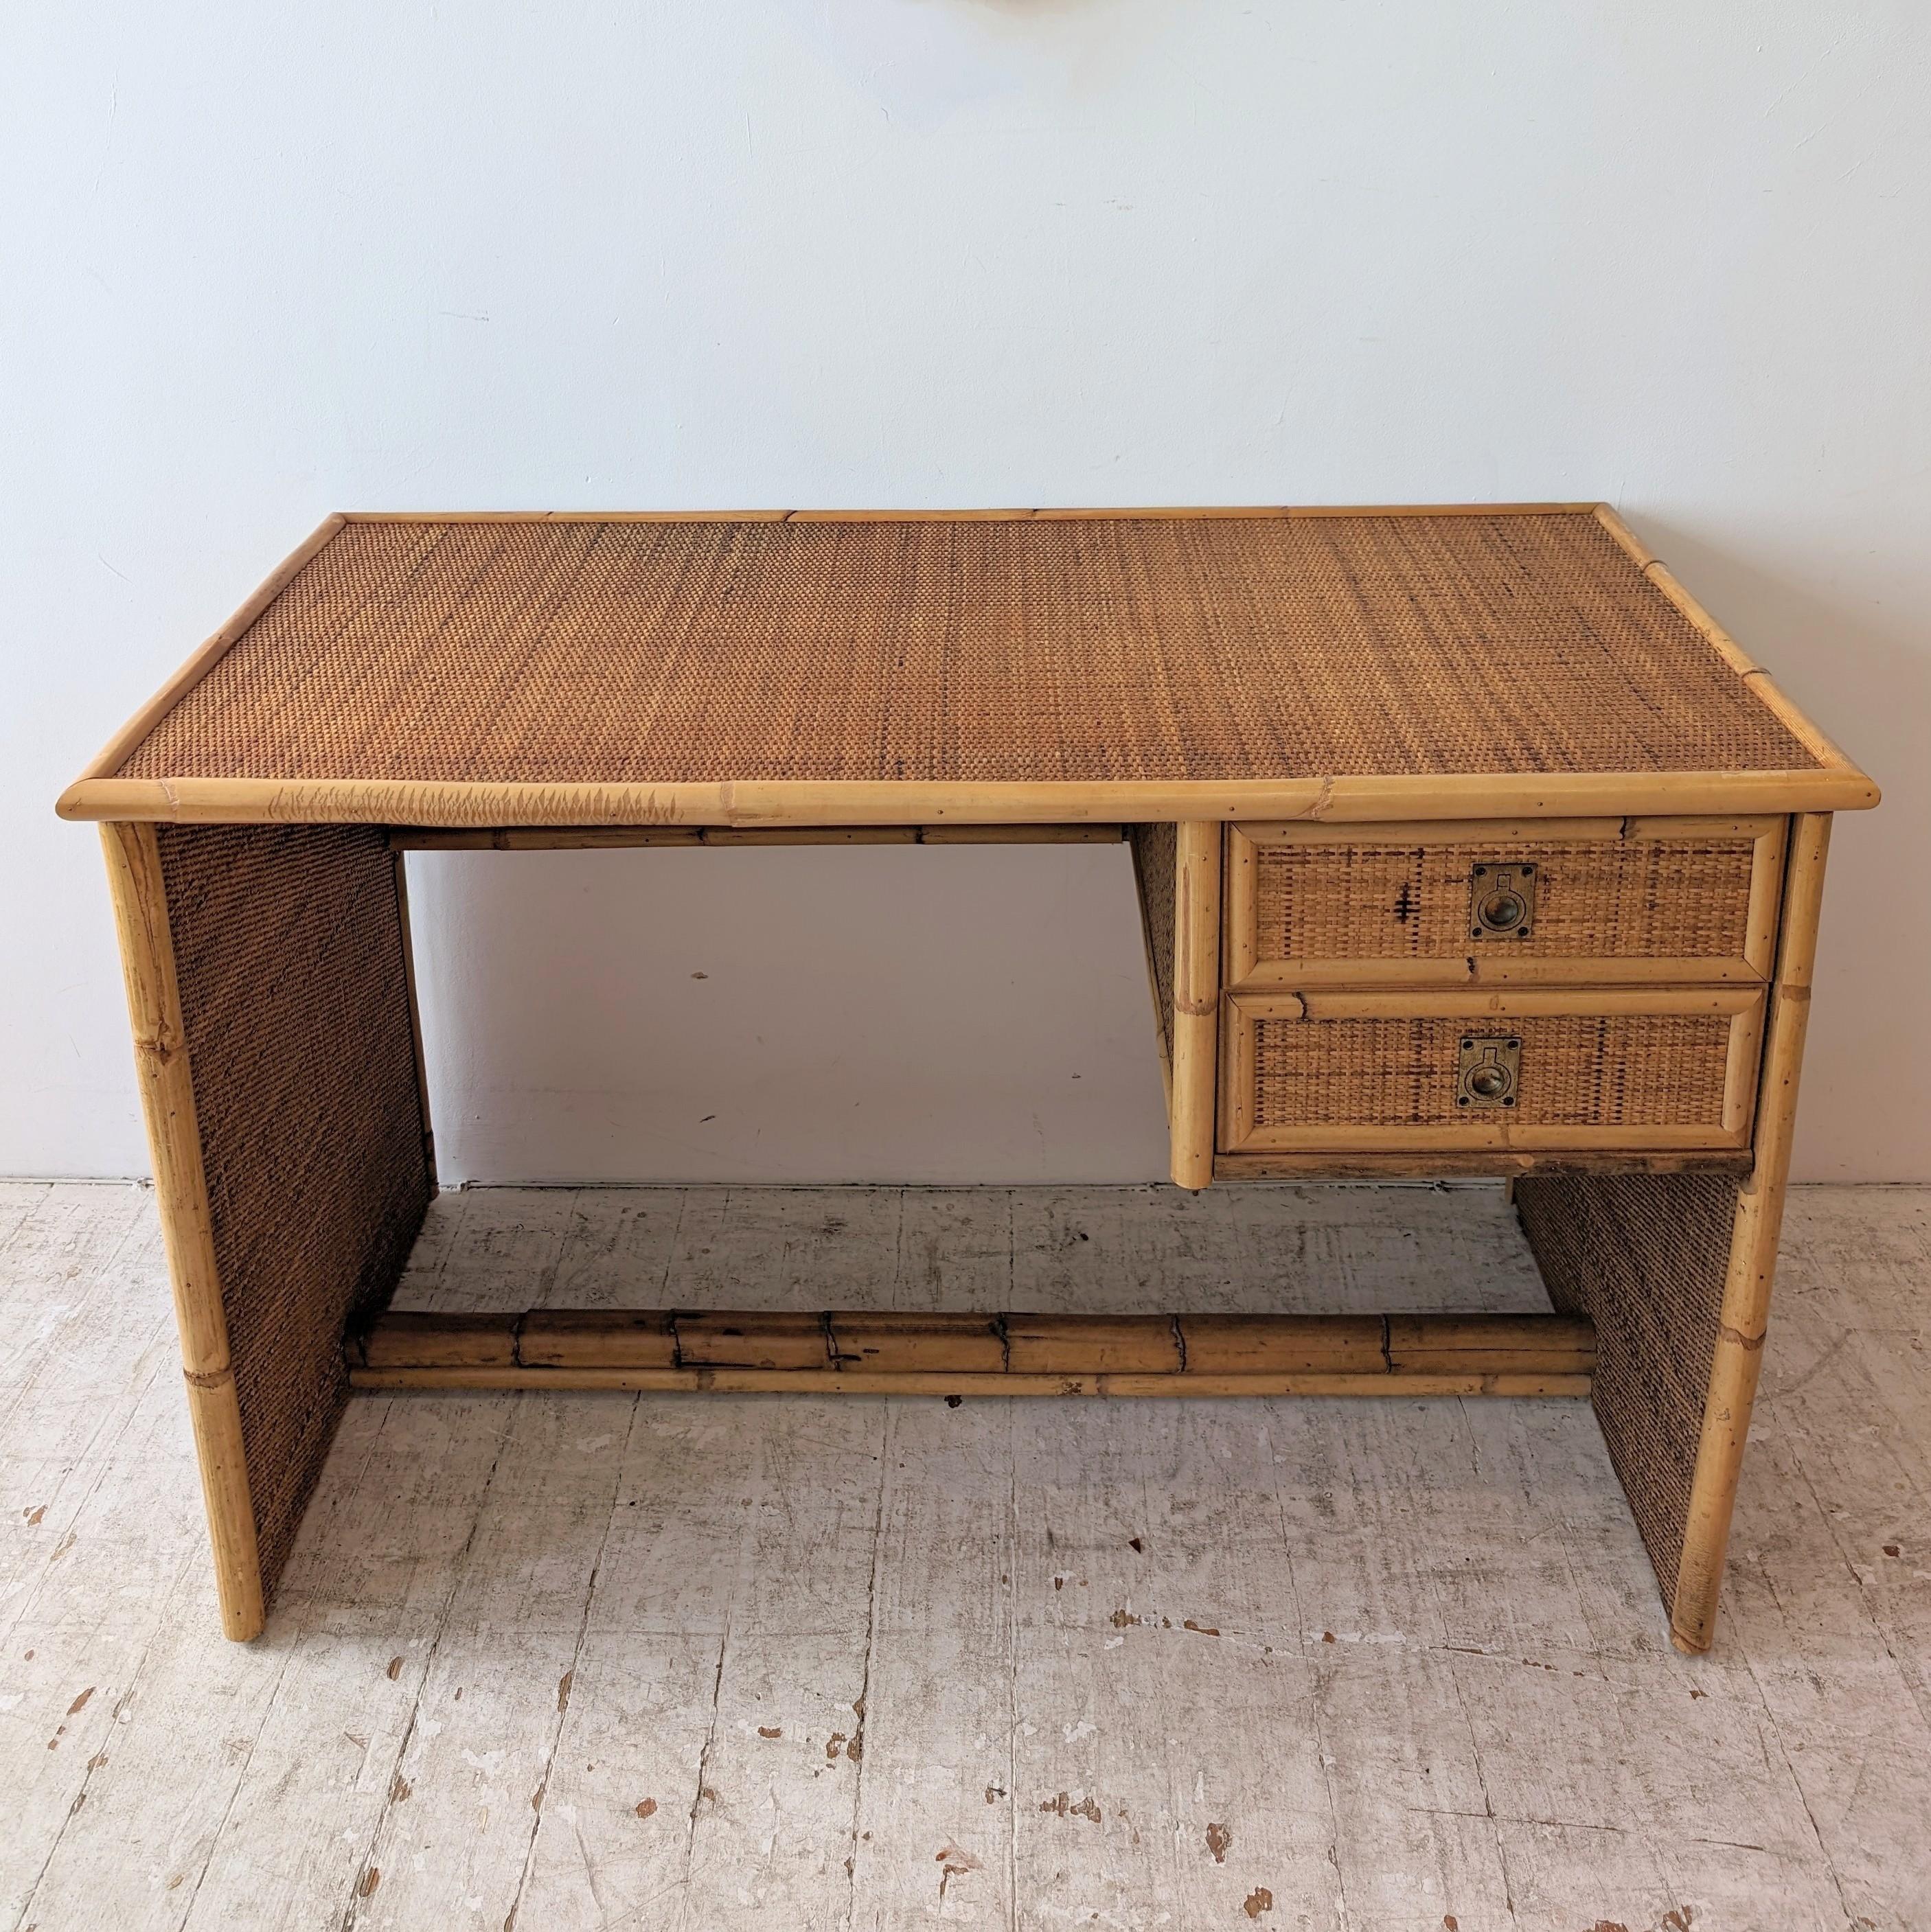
[1226,818,1785,989]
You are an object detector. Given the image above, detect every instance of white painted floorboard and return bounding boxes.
[1,1182,1928,1931]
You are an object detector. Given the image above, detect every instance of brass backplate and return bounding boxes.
[1468,860,1538,939]
[1456,1034,1522,1110]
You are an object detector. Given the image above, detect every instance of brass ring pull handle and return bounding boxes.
[1456,1035,1521,1109]
[1476,886,1528,932]
[1469,862,1537,939]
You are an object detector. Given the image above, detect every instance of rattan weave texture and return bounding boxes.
[1514,1173,1738,1605]
[1250,837,1759,966]
[158,824,431,1594]
[1248,1014,1735,1132]
[117,515,1818,786]
[1128,824,1178,1070]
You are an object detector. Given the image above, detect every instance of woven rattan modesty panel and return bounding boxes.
[1250,1014,1735,1131]
[1515,1173,1738,1605]
[116,514,1819,786]
[158,824,431,1594]
[1252,836,1758,965]
[1129,824,1178,1067]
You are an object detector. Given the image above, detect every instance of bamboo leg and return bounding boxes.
[101,823,266,1640]
[1126,826,1176,1114]
[102,822,433,1642]
[391,849,437,1183]
[1169,821,1222,1188]
[1669,812,1831,1651]
[1514,813,1834,1653]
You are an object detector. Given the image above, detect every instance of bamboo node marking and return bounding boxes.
[1292,776,1336,821]
[134,1026,186,1068]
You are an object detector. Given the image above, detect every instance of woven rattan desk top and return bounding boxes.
[60,506,1874,828]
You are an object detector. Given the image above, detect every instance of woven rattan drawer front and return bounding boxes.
[1226,818,1785,989]
[1220,988,1765,1154]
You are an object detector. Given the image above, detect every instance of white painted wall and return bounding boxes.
[4,2,1926,1183]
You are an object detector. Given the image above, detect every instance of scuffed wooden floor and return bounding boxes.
[2,1183,1928,1932]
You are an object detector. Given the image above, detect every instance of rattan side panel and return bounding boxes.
[1250,1015,1734,1132]
[1252,837,1757,966]
[157,825,431,1595]
[1514,1173,1737,1605]
[1129,824,1178,1068]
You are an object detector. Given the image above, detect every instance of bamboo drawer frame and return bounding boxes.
[66,503,1874,1655]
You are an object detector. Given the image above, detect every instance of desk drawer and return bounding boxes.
[1219,988,1764,1154]
[1226,819,1783,988]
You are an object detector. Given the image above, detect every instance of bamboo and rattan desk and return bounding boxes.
[58,505,1877,1649]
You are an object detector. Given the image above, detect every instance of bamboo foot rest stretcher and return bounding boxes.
[58,505,1877,1649]
[348,1309,1597,1397]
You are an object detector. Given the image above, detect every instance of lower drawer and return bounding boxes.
[1219,988,1764,1154]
